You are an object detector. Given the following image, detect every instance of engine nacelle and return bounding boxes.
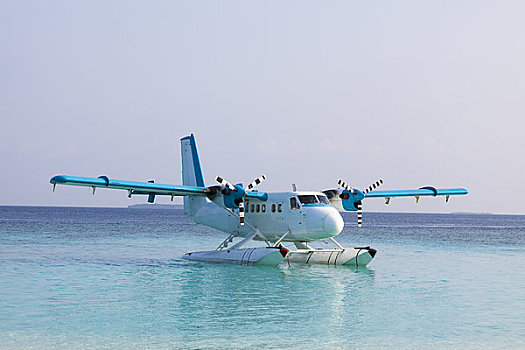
[206,184,246,209]
[322,188,365,212]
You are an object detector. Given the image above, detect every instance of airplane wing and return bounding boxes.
[50,175,208,200]
[323,184,468,213]
[364,187,468,198]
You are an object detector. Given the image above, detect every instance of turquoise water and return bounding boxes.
[1,207,524,349]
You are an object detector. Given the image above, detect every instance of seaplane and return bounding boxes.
[50,134,468,267]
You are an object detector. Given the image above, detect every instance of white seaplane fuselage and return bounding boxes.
[188,191,344,243]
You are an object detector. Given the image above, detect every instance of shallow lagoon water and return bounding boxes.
[1,207,524,349]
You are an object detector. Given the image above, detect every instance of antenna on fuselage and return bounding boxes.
[292,184,297,192]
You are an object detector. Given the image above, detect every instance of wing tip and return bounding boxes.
[50,175,68,184]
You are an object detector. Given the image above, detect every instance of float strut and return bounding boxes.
[274,230,290,247]
[330,237,345,250]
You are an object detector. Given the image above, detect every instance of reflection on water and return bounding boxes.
[165,262,376,348]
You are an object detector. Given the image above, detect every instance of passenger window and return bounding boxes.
[290,197,299,210]
[256,204,260,213]
[250,204,254,213]
[277,204,282,212]
[271,204,276,212]
[262,204,266,213]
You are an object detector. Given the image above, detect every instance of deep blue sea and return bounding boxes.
[1,206,524,349]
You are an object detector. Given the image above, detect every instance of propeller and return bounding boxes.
[337,179,383,227]
[337,179,357,194]
[214,174,266,226]
[363,179,383,195]
[216,176,237,193]
[247,175,266,190]
[357,179,383,227]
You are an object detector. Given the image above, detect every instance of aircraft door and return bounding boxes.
[289,196,306,234]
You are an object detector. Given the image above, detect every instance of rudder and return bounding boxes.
[181,134,205,187]
[180,134,206,216]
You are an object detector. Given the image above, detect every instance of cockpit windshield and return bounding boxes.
[298,195,330,205]
[298,195,317,204]
[317,195,330,204]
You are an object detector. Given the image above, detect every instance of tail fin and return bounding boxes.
[180,134,206,217]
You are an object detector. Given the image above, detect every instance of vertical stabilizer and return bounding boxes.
[180,135,206,217]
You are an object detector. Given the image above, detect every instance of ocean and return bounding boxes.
[1,206,524,349]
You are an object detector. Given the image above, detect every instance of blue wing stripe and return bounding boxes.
[50,175,208,196]
[364,188,468,198]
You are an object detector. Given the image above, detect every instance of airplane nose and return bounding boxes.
[323,212,344,235]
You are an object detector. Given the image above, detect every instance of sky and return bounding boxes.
[1,1,524,214]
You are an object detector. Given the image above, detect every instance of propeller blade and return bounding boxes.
[355,179,382,227]
[337,179,350,190]
[239,200,245,225]
[247,175,266,190]
[216,176,237,191]
[363,179,383,194]
[337,179,357,194]
[357,202,363,227]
